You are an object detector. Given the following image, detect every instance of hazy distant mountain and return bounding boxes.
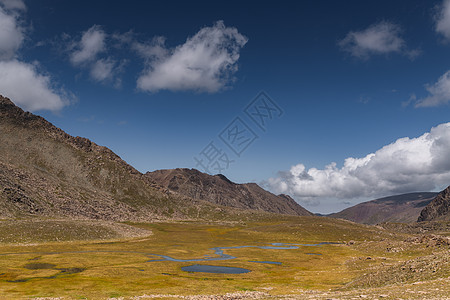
[418,186,450,222]
[328,192,437,225]
[145,168,312,216]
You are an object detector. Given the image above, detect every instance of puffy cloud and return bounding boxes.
[415,70,450,107]
[0,0,25,11]
[266,123,450,209]
[0,60,69,111]
[0,2,69,112]
[70,25,106,65]
[66,21,247,90]
[0,6,24,60]
[435,0,450,41]
[339,21,418,59]
[136,21,248,93]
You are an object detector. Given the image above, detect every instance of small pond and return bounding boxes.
[181,264,251,274]
[145,242,338,273]
[147,242,337,264]
[249,260,282,265]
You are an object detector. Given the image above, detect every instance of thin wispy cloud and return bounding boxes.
[70,25,106,65]
[435,0,450,41]
[415,70,450,107]
[132,36,168,62]
[266,122,450,206]
[339,21,420,60]
[136,21,248,93]
[0,0,25,11]
[68,25,123,86]
[0,1,70,112]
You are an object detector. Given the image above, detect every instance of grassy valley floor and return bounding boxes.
[0,217,448,299]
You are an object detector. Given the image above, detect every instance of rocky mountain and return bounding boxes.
[418,186,450,222]
[0,95,310,221]
[145,168,312,216]
[0,95,196,221]
[328,192,437,225]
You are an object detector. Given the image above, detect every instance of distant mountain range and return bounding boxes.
[0,95,311,221]
[328,188,450,225]
[328,192,437,225]
[328,192,438,225]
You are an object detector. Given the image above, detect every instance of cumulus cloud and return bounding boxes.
[136,21,248,93]
[415,70,450,107]
[339,21,419,59]
[266,123,450,208]
[435,0,450,41]
[0,60,68,111]
[0,2,69,112]
[0,5,24,60]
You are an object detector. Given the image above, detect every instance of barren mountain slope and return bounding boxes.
[329,192,437,224]
[146,168,312,216]
[418,186,450,222]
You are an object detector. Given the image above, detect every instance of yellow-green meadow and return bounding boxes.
[0,217,448,299]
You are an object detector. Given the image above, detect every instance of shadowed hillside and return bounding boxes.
[328,192,437,224]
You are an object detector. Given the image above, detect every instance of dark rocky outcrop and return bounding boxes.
[418,186,450,222]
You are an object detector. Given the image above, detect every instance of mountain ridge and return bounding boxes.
[328,192,438,224]
[145,168,312,216]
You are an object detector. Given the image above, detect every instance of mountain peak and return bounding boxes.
[0,95,15,106]
[214,173,235,185]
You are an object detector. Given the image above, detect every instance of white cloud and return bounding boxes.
[90,58,115,82]
[266,123,450,210]
[0,0,25,11]
[0,60,69,111]
[137,21,248,93]
[415,70,450,107]
[68,25,124,85]
[70,25,106,65]
[339,21,418,59]
[0,6,24,60]
[435,0,450,41]
[132,36,168,62]
[0,2,70,112]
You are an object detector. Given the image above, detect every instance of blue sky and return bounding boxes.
[2,0,450,213]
